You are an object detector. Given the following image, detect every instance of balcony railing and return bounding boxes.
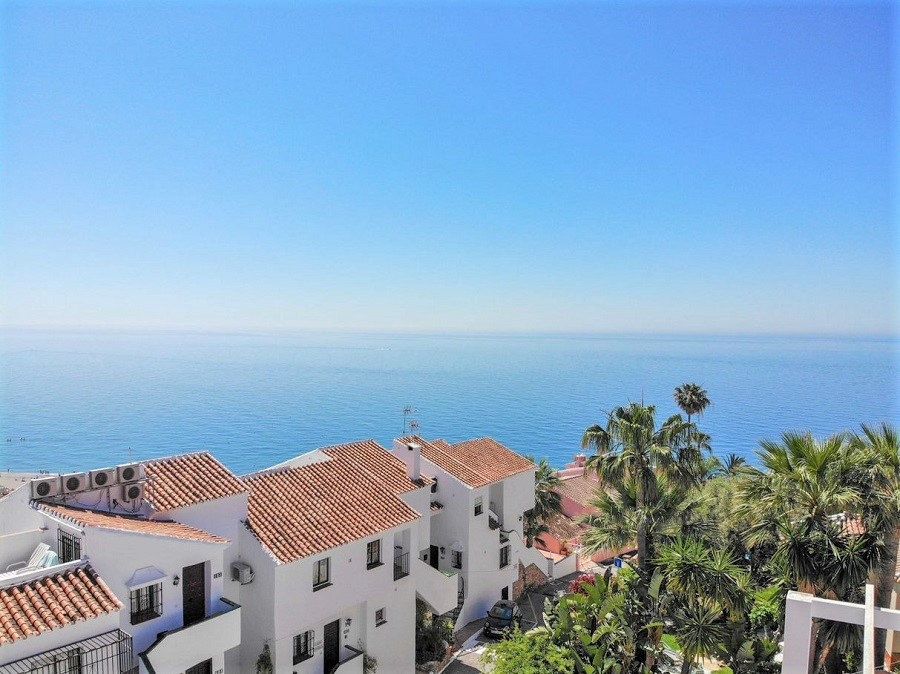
[0,629,133,674]
[393,552,410,580]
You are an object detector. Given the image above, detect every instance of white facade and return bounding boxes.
[1,435,538,673]
[394,441,537,629]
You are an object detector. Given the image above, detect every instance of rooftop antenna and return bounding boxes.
[403,406,417,434]
[127,446,134,462]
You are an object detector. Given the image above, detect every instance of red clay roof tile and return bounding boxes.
[243,444,421,564]
[0,565,121,645]
[39,504,228,544]
[400,435,534,488]
[144,452,247,512]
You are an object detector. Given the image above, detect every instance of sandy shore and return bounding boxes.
[0,470,44,494]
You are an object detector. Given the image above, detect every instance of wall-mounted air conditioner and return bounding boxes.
[231,562,254,585]
[117,463,145,483]
[61,473,89,494]
[89,468,118,489]
[30,476,60,500]
[120,482,144,504]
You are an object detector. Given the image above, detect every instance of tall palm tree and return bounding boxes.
[529,456,563,522]
[673,383,710,428]
[582,403,692,571]
[737,431,884,673]
[851,422,900,665]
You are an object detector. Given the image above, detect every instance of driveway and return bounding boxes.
[444,569,605,673]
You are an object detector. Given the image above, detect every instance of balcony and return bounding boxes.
[413,558,458,614]
[139,598,240,674]
[0,629,134,674]
[394,552,410,580]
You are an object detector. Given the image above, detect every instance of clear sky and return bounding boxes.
[0,1,895,335]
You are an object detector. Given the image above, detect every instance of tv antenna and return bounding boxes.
[403,406,417,434]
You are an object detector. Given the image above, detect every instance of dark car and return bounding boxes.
[483,599,522,637]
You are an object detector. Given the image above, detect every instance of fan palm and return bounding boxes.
[673,383,710,426]
[736,431,884,673]
[582,403,693,570]
[529,456,563,521]
[850,422,900,664]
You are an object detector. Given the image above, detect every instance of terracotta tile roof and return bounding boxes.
[0,565,121,645]
[39,505,228,544]
[555,473,602,510]
[401,435,534,488]
[321,440,432,493]
[243,455,421,564]
[145,452,247,512]
[544,512,588,543]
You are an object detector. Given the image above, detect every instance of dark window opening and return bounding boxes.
[129,583,162,625]
[57,529,81,563]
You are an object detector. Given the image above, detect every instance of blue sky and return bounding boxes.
[0,1,895,335]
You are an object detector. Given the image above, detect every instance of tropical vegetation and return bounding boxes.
[484,384,898,674]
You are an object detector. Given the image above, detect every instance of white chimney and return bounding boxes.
[393,439,421,482]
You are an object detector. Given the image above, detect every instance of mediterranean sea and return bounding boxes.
[0,329,896,475]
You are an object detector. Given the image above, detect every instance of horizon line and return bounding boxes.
[0,323,897,341]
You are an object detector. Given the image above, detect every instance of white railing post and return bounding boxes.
[783,591,816,674]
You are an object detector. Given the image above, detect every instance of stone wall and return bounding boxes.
[512,560,548,601]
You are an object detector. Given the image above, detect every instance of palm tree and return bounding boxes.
[582,403,692,570]
[530,456,563,522]
[718,453,747,478]
[656,537,749,674]
[737,431,885,673]
[851,422,900,665]
[521,457,563,548]
[673,383,710,428]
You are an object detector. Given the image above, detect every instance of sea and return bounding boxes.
[0,329,897,476]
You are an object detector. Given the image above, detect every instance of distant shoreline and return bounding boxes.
[0,470,42,494]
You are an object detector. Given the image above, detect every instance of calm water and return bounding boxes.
[0,330,897,475]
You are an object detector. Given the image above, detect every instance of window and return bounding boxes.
[500,545,511,569]
[375,607,387,625]
[451,550,462,569]
[185,659,212,674]
[130,583,162,624]
[57,529,81,563]
[313,557,330,589]
[430,477,438,494]
[367,540,382,569]
[293,630,314,664]
[474,496,483,516]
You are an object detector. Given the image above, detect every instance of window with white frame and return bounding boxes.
[313,557,330,589]
[474,496,483,516]
[367,540,381,569]
[293,630,314,664]
[375,607,387,625]
[129,583,162,624]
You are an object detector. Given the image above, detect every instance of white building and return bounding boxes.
[0,453,244,674]
[0,434,537,672]
[235,439,457,674]
[395,436,538,628]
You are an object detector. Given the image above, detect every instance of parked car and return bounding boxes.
[483,599,522,637]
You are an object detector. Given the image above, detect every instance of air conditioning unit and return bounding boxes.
[117,463,145,483]
[89,467,118,489]
[61,473,89,494]
[30,476,61,500]
[231,562,254,585]
[119,482,144,503]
